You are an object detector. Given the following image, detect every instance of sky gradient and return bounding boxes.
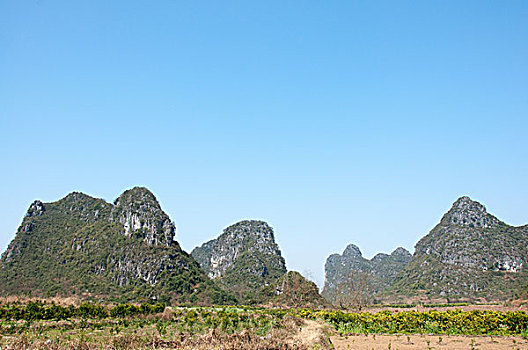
[1,1,527,287]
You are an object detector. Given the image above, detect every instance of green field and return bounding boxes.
[1,300,528,349]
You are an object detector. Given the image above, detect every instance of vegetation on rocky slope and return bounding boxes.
[191,220,288,304]
[0,188,233,305]
[3,189,526,308]
[323,196,528,305]
[386,196,528,302]
[322,244,411,307]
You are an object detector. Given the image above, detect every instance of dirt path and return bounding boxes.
[330,333,528,350]
[293,319,334,348]
[297,320,324,344]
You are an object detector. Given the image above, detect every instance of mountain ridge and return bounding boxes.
[322,244,412,305]
[0,187,232,304]
[323,196,528,304]
[386,196,528,302]
[2,191,526,306]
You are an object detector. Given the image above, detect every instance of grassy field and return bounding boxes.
[1,299,528,349]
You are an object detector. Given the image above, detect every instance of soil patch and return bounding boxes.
[330,333,528,350]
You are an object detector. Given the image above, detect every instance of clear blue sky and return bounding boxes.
[1,1,527,287]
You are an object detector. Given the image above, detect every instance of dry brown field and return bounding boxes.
[331,333,528,350]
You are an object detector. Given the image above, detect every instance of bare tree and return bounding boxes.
[334,271,372,311]
[275,271,322,308]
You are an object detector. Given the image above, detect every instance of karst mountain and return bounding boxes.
[323,196,528,303]
[0,187,233,304]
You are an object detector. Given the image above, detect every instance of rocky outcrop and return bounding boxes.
[0,187,229,304]
[26,200,45,217]
[192,220,287,304]
[444,196,501,229]
[322,244,411,304]
[387,196,528,302]
[111,187,175,247]
[192,221,286,279]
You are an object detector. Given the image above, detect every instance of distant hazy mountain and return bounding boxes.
[322,244,411,305]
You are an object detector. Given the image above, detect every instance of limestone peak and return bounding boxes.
[444,196,500,228]
[342,244,363,259]
[391,247,411,257]
[113,187,160,208]
[111,187,174,246]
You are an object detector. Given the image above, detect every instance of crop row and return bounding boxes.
[0,307,277,338]
[0,301,166,320]
[294,309,528,335]
[2,302,528,336]
[379,302,472,308]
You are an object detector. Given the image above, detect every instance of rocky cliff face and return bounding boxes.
[322,244,411,304]
[193,221,286,279]
[387,196,528,302]
[191,220,287,304]
[444,196,501,229]
[111,187,175,247]
[0,187,230,304]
